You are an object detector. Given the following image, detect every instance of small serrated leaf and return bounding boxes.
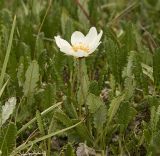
[65,143,75,156]
[93,104,107,130]
[17,61,25,87]
[153,48,160,89]
[23,60,39,97]
[108,94,125,124]
[54,110,73,127]
[0,123,17,156]
[117,102,136,130]
[36,110,45,136]
[86,93,104,114]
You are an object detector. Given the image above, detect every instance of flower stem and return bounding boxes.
[77,58,88,118]
[78,58,82,117]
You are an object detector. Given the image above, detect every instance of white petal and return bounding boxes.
[55,36,71,49]
[71,31,85,45]
[96,30,103,44]
[84,27,98,44]
[59,46,74,55]
[55,36,74,55]
[89,42,101,54]
[89,30,103,53]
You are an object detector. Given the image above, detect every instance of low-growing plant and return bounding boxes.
[0,0,160,156]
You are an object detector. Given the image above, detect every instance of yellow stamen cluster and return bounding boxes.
[72,43,89,52]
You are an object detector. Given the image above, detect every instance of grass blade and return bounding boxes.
[0,15,16,90]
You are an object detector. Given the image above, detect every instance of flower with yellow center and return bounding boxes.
[54,27,103,58]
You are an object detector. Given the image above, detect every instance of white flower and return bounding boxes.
[54,27,103,58]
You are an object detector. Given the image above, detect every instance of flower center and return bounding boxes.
[72,43,89,53]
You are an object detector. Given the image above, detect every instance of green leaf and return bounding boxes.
[0,123,17,156]
[63,98,78,119]
[108,94,125,124]
[124,76,135,100]
[36,110,47,151]
[77,0,89,27]
[133,54,148,91]
[89,80,101,96]
[150,105,160,132]
[117,102,136,130]
[105,38,122,84]
[55,110,73,127]
[143,126,151,145]
[121,23,136,54]
[142,63,153,82]
[123,51,135,78]
[65,143,75,156]
[153,48,160,89]
[55,110,93,145]
[23,60,39,97]
[61,8,74,39]
[93,104,107,130]
[123,51,136,100]
[150,131,160,154]
[86,93,104,114]
[74,121,93,145]
[36,110,45,136]
[40,83,56,110]
[17,60,25,87]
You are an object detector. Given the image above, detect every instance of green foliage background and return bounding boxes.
[0,0,160,155]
